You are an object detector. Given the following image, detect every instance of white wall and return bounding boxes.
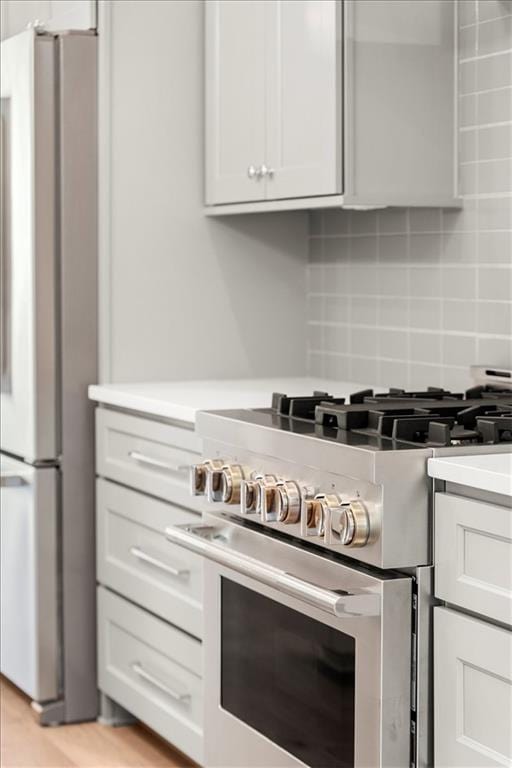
[100,0,308,383]
[0,0,95,39]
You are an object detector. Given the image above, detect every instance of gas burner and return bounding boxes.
[477,411,512,444]
[271,391,345,420]
[349,387,464,404]
[466,384,512,399]
[269,385,512,447]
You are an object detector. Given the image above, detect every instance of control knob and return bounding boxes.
[257,475,279,520]
[305,494,342,536]
[275,481,301,524]
[190,459,224,496]
[207,463,246,504]
[336,500,370,547]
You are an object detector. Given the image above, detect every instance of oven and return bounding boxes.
[167,512,413,768]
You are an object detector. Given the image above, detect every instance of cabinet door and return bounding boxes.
[434,607,512,768]
[205,1,267,205]
[265,0,341,201]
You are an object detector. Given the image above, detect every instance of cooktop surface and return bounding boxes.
[207,385,512,451]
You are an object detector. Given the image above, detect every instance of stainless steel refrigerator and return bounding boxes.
[1,27,97,723]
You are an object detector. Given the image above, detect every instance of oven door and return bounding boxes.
[167,514,412,768]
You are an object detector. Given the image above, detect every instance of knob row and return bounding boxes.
[190,461,371,548]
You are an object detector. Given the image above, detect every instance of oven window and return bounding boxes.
[221,578,355,768]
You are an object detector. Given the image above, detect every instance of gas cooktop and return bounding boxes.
[210,385,512,451]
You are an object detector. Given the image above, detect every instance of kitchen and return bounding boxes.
[0,1,511,767]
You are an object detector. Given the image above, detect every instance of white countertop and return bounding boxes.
[88,377,373,424]
[428,453,512,497]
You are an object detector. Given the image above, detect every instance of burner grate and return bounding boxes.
[271,387,512,446]
[477,413,512,444]
[272,391,346,420]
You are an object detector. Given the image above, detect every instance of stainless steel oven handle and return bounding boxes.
[165,523,380,619]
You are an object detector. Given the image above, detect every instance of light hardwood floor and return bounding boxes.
[0,677,195,768]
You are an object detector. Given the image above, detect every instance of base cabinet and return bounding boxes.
[434,607,512,768]
[94,405,204,763]
[98,587,203,764]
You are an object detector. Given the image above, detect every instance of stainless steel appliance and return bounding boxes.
[0,28,97,723]
[167,376,512,768]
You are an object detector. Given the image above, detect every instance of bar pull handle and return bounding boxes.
[128,451,188,474]
[0,473,26,488]
[166,523,380,619]
[129,546,190,578]
[131,663,190,704]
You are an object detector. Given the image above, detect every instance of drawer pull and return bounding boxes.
[129,546,190,578]
[131,662,191,704]
[128,451,188,474]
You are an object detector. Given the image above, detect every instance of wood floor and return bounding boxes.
[0,677,195,768]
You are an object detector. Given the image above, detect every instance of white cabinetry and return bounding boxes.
[205,0,267,204]
[434,608,512,768]
[205,0,339,206]
[94,406,204,763]
[433,486,512,768]
[435,492,512,626]
[205,0,458,214]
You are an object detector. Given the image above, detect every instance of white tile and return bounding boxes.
[410,267,442,297]
[442,334,477,366]
[409,332,442,364]
[478,15,512,56]
[441,266,477,299]
[378,234,408,261]
[477,300,512,334]
[478,266,512,300]
[443,299,477,332]
[477,230,512,264]
[409,299,443,329]
[378,265,408,295]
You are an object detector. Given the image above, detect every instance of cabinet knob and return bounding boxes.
[260,164,275,179]
[247,165,258,179]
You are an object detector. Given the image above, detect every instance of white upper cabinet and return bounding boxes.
[205,0,267,204]
[205,0,459,214]
[265,1,340,201]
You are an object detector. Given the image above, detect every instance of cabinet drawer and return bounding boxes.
[96,408,203,511]
[98,586,203,764]
[435,492,512,625]
[434,607,512,767]
[97,479,203,638]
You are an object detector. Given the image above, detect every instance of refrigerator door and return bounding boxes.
[0,453,59,702]
[0,30,58,462]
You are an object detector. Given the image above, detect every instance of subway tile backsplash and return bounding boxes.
[306,0,512,390]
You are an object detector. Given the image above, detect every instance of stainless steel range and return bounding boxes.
[167,369,512,768]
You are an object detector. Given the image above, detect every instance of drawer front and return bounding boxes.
[434,607,512,767]
[96,408,203,510]
[435,492,512,625]
[98,586,203,764]
[97,479,203,638]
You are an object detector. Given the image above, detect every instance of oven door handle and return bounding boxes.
[165,523,380,619]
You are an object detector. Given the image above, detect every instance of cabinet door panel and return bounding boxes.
[434,607,512,768]
[205,0,266,204]
[266,0,341,200]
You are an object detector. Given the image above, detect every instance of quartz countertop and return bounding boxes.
[428,453,512,497]
[88,377,373,424]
